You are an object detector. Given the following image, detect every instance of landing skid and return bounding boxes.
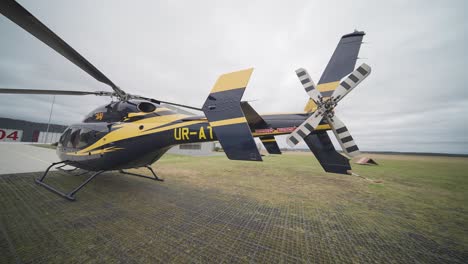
[119,165,164,182]
[35,162,164,201]
[35,161,103,201]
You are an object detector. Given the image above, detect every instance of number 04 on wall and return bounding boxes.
[0,129,23,142]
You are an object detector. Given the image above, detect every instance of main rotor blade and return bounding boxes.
[0,88,114,96]
[326,115,360,158]
[0,0,126,99]
[286,111,324,147]
[329,63,371,104]
[295,68,321,104]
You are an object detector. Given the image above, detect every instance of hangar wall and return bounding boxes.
[0,118,67,143]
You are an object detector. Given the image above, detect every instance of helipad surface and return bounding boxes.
[0,144,58,174]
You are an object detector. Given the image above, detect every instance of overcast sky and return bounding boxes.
[1,0,467,154]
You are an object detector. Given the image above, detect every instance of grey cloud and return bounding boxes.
[0,0,467,154]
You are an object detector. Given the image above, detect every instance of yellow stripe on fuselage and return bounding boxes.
[123,108,175,121]
[125,108,172,118]
[67,146,124,156]
[261,139,276,143]
[74,114,203,155]
[114,114,187,128]
[209,117,247,127]
[210,68,253,93]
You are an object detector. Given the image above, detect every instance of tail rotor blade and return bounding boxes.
[286,112,324,147]
[327,116,360,157]
[330,63,371,103]
[295,68,322,103]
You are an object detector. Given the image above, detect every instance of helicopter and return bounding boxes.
[0,0,371,201]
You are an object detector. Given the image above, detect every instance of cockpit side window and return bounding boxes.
[59,128,72,147]
[68,128,81,148]
[77,128,97,148]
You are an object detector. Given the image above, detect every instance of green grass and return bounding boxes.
[0,152,466,263]
[152,153,468,253]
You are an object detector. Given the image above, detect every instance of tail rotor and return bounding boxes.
[295,68,322,103]
[326,115,360,157]
[286,63,371,158]
[329,63,372,104]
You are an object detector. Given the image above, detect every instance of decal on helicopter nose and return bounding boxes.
[174,126,213,141]
[95,112,104,120]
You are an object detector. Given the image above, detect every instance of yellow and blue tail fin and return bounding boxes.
[202,68,262,161]
[304,30,365,112]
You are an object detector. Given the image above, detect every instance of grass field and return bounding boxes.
[0,153,467,263]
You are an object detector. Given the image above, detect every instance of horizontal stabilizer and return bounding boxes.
[240,101,268,129]
[202,69,262,161]
[260,136,282,154]
[241,101,281,154]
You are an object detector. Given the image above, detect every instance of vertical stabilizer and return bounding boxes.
[202,69,262,161]
[304,31,365,112]
[304,131,351,174]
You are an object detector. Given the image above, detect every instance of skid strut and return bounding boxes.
[119,165,164,182]
[35,161,104,201]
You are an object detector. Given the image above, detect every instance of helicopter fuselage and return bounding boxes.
[57,100,330,171]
